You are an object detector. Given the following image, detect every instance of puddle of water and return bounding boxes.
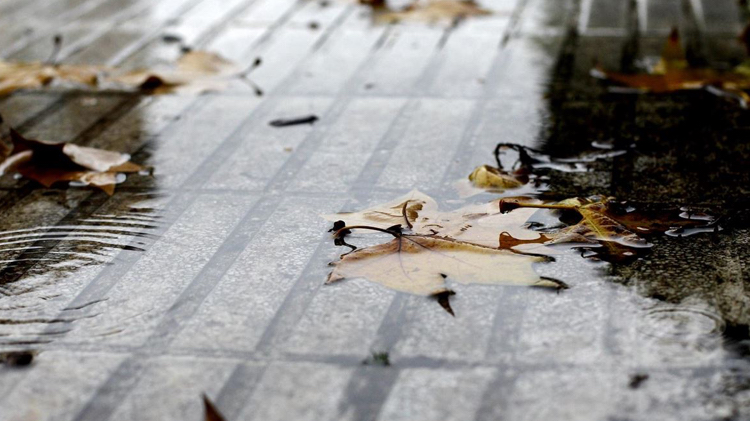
[0,195,161,348]
[639,306,726,340]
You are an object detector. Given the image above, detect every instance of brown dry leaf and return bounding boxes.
[110,51,240,94]
[322,190,438,230]
[327,234,561,297]
[0,51,241,96]
[594,28,750,104]
[323,190,546,248]
[467,165,525,191]
[0,61,104,96]
[203,394,227,421]
[0,113,143,194]
[372,0,491,24]
[412,197,545,248]
[499,197,651,258]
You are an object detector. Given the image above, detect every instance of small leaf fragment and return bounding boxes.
[468,165,524,190]
[432,289,456,316]
[322,190,438,230]
[372,0,492,24]
[269,115,319,127]
[0,50,243,96]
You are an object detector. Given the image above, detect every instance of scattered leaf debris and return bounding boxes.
[498,196,718,260]
[362,351,391,366]
[269,115,319,127]
[463,143,626,195]
[109,51,243,95]
[0,350,35,367]
[0,112,146,194]
[468,164,526,191]
[324,185,719,311]
[362,0,492,24]
[629,373,649,389]
[593,28,750,107]
[0,60,103,96]
[432,289,456,316]
[0,39,256,96]
[324,192,568,314]
[203,394,227,421]
[323,190,546,248]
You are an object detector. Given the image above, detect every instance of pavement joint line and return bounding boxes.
[68,3,386,417]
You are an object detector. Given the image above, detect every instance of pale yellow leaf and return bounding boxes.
[468,165,524,191]
[322,189,438,229]
[327,235,558,296]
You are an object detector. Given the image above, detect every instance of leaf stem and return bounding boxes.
[499,200,578,213]
[334,225,402,238]
[401,200,413,229]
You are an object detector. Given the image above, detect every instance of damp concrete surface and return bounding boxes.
[0,0,749,420]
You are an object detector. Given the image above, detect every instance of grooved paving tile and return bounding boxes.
[507,369,619,421]
[283,27,386,95]
[58,193,257,347]
[0,351,126,421]
[282,278,396,356]
[236,0,299,25]
[148,96,262,189]
[357,28,443,96]
[286,97,406,193]
[85,96,193,149]
[108,357,236,421]
[204,96,333,191]
[376,368,496,421]
[170,196,345,353]
[0,95,61,125]
[236,362,355,421]
[425,23,507,98]
[22,96,125,143]
[376,98,475,190]
[391,287,500,362]
[162,0,253,46]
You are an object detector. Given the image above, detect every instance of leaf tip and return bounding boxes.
[203,394,226,421]
[431,289,456,317]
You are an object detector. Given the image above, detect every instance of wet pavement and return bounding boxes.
[1,0,750,420]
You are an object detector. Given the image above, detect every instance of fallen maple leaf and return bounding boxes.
[0,113,144,194]
[0,46,252,96]
[327,232,564,313]
[0,60,103,96]
[203,394,227,421]
[593,28,750,106]
[109,51,242,95]
[325,192,566,314]
[366,0,491,24]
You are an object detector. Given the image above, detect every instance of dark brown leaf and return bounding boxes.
[0,113,145,194]
[203,394,227,421]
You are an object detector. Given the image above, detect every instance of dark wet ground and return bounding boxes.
[1,0,750,420]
